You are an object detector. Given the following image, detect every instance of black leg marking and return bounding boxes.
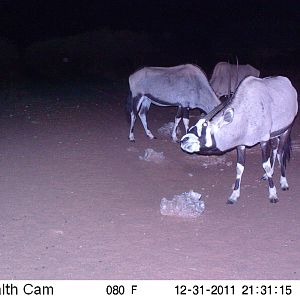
[172,106,184,142]
[261,141,278,203]
[227,145,246,204]
[128,95,142,141]
[175,106,183,118]
[277,128,291,191]
[182,107,190,134]
[182,107,189,119]
[138,98,155,139]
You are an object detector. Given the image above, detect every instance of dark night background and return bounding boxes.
[0,0,299,81]
[1,1,300,281]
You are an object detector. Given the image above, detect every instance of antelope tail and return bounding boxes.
[126,90,133,123]
[282,134,292,169]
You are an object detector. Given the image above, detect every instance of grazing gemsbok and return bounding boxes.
[181,76,298,204]
[127,64,221,142]
[210,62,260,98]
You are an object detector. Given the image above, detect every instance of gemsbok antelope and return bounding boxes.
[181,76,298,204]
[127,64,221,142]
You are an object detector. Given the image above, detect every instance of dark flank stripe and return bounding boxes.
[270,124,292,138]
[144,93,178,106]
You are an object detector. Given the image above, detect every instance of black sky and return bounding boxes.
[0,0,299,49]
[0,0,299,73]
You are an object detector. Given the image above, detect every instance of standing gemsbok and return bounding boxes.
[210,61,260,98]
[181,76,298,204]
[127,64,221,142]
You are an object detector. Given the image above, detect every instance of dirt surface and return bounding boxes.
[0,80,299,280]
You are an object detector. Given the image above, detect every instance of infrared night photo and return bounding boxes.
[0,0,299,280]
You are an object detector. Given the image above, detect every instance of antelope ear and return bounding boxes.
[223,108,234,124]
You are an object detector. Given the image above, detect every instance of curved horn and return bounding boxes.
[204,100,228,121]
[235,56,239,92]
[228,60,231,98]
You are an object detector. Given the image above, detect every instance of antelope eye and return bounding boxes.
[203,121,208,127]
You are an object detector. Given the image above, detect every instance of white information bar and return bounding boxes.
[0,280,299,299]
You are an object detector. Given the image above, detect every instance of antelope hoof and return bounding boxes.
[261,174,268,181]
[151,136,157,140]
[269,197,279,204]
[280,178,289,191]
[227,200,236,204]
[227,198,237,204]
[227,190,239,204]
[129,133,135,142]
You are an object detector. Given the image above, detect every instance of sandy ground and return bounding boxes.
[0,79,299,280]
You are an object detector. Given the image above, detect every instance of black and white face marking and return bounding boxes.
[181,107,235,154]
[180,119,215,153]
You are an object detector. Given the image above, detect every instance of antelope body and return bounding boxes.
[127,64,221,142]
[181,76,298,203]
[210,62,260,98]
